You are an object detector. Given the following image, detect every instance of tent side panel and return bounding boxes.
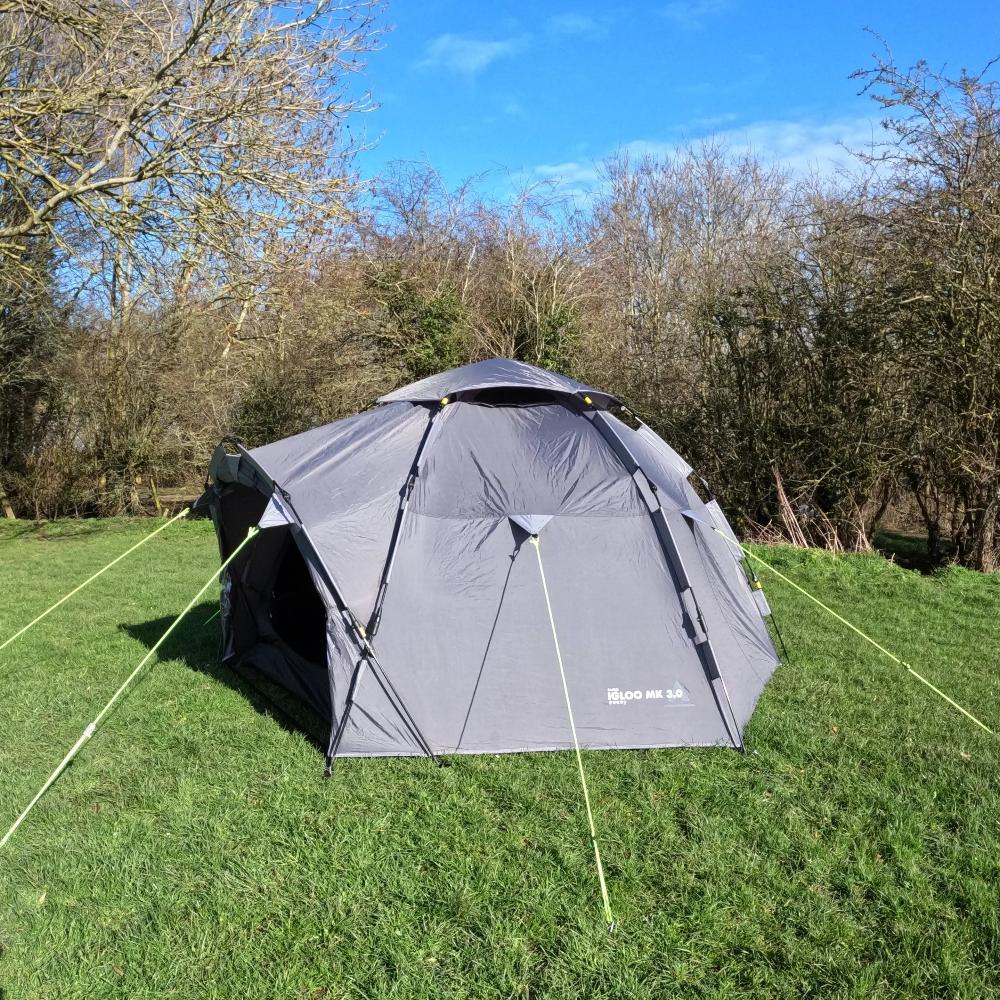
[590,411,780,733]
[370,511,731,754]
[249,402,435,620]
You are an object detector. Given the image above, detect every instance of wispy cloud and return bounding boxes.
[662,0,731,30]
[530,116,884,199]
[418,33,527,77]
[534,161,601,186]
[499,96,528,119]
[546,12,611,38]
[691,112,740,129]
[621,119,880,175]
[529,160,602,203]
[698,117,883,175]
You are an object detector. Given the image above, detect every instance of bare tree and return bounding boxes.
[855,49,1000,569]
[585,145,789,425]
[0,0,381,323]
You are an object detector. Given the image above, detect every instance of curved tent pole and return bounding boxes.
[318,398,454,772]
[324,655,367,775]
[583,410,745,750]
[367,400,451,638]
[323,636,439,776]
[615,406,792,668]
[221,444,439,771]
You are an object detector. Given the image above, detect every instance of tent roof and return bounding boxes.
[377,358,614,405]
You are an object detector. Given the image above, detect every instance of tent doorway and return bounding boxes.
[268,531,327,668]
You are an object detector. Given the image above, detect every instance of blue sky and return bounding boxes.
[353,0,1000,194]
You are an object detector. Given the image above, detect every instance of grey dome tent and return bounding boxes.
[202,359,779,768]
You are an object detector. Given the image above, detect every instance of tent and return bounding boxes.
[201,359,780,767]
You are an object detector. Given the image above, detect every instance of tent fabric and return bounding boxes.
[377,357,614,405]
[203,359,780,760]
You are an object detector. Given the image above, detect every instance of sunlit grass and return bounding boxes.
[1,519,998,998]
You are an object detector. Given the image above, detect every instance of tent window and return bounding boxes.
[462,387,570,407]
[269,538,327,667]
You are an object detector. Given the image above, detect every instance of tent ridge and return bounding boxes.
[377,358,614,405]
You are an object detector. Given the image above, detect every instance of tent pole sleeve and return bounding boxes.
[324,641,440,774]
[584,412,743,749]
[653,510,743,750]
[0,527,258,851]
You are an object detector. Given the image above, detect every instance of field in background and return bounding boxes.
[1,519,998,999]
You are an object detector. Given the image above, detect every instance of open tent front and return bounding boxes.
[202,359,780,764]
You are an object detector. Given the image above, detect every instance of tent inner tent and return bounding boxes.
[201,359,779,762]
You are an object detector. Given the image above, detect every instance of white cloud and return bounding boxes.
[534,161,601,186]
[696,117,884,175]
[418,33,527,77]
[529,116,886,198]
[619,117,883,176]
[546,12,610,37]
[528,161,603,205]
[662,0,731,30]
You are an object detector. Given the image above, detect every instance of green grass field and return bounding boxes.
[1,518,998,999]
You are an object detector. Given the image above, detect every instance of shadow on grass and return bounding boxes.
[874,529,953,574]
[120,604,328,754]
[0,520,112,543]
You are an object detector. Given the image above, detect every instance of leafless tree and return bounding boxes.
[855,48,1000,569]
[0,0,381,326]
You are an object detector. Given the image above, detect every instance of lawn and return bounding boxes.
[1,518,998,999]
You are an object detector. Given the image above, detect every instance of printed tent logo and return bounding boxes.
[607,683,691,705]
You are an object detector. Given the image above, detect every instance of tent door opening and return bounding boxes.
[268,531,327,668]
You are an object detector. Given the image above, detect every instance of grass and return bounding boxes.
[1,518,998,999]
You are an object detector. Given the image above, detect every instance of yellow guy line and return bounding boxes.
[1,507,191,652]
[0,527,258,851]
[713,528,995,738]
[530,535,615,930]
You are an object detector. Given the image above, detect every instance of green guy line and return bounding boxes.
[717,529,995,738]
[1,507,191,652]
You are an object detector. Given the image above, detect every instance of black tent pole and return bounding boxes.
[324,656,366,778]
